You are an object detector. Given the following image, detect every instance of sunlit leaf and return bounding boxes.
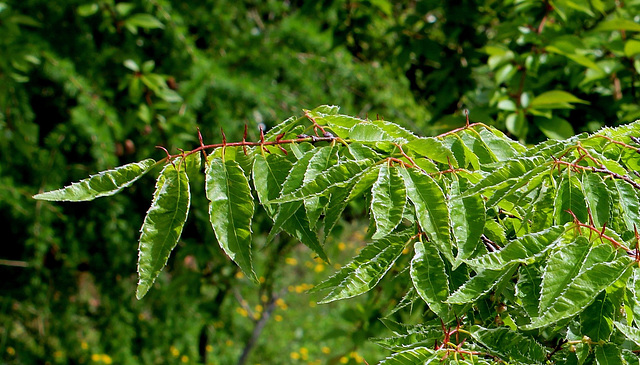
[34,158,156,201]
[450,177,486,265]
[371,165,407,239]
[136,164,190,299]
[206,157,256,281]
[446,264,518,304]
[313,231,412,303]
[399,168,452,262]
[410,241,450,319]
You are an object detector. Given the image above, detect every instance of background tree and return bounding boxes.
[3,0,640,364]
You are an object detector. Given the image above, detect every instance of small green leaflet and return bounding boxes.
[311,231,412,303]
[449,177,485,266]
[136,163,190,299]
[379,347,439,364]
[34,158,156,201]
[206,157,257,282]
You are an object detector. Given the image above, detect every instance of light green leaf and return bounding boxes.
[530,90,589,109]
[468,226,564,270]
[405,137,456,166]
[206,157,256,281]
[446,264,518,304]
[609,179,640,233]
[450,177,486,265]
[136,164,190,299]
[582,174,610,228]
[379,347,439,364]
[595,19,640,32]
[554,173,588,225]
[399,168,453,262]
[371,165,407,239]
[614,321,640,346]
[470,326,547,364]
[525,255,631,329]
[34,159,156,201]
[460,156,548,198]
[125,13,165,29]
[411,241,450,319]
[313,231,411,303]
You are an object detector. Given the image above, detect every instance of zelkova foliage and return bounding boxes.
[35,106,640,364]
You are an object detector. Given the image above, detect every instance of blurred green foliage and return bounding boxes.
[2,0,640,363]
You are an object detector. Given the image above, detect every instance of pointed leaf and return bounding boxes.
[594,344,623,365]
[460,156,548,198]
[136,164,190,299]
[525,256,631,329]
[410,241,451,319]
[313,231,412,303]
[379,347,439,364]
[405,137,456,166]
[34,158,156,201]
[516,264,543,318]
[371,165,407,239]
[450,177,486,265]
[470,326,547,364]
[609,179,640,233]
[580,292,614,341]
[614,321,640,346]
[446,264,518,304]
[206,158,256,281]
[399,168,453,262]
[252,154,292,217]
[467,226,564,270]
[554,173,588,225]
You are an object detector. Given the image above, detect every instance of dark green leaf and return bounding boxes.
[446,264,517,304]
[410,241,450,319]
[470,326,547,364]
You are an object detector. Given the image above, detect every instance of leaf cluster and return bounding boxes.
[36,106,640,363]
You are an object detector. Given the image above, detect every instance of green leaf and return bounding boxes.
[530,90,589,109]
[595,18,640,32]
[252,154,292,217]
[581,174,610,228]
[313,231,411,303]
[125,13,165,30]
[536,117,575,140]
[614,321,640,346]
[136,164,190,299]
[34,159,156,201]
[460,156,548,198]
[470,326,547,364]
[594,344,623,365]
[405,137,456,166]
[371,165,407,239]
[410,241,451,320]
[554,173,588,225]
[206,157,257,281]
[468,226,564,270]
[450,177,486,265]
[379,347,438,364]
[399,168,453,262]
[608,179,640,233]
[580,292,614,341]
[446,264,518,304]
[525,255,631,329]
[516,264,543,318]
